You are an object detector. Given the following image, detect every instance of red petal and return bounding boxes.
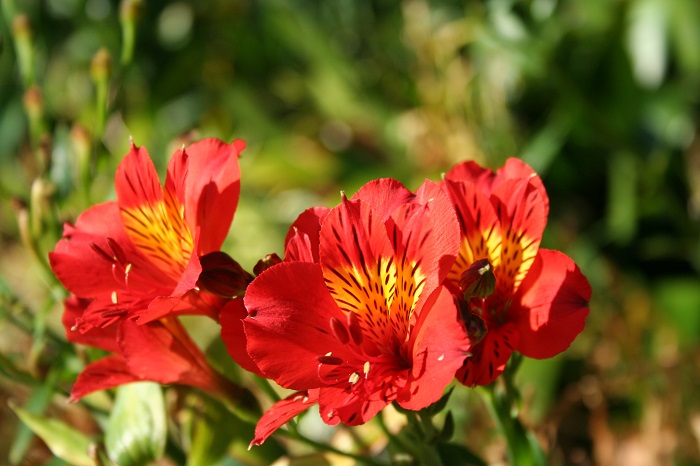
[490,178,547,295]
[62,295,119,353]
[283,206,330,263]
[141,288,223,324]
[69,355,142,402]
[442,178,502,293]
[180,138,243,254]
[318,385,388,426]
[118,320,193,382]
[49,203,168,299]
[350,178,414,222]
[456,323,519,387]
[401,287,469,409]
[220,298,265,377]
[497,158,549,218]
[116,144,194,279]
[115,143,163,209]
[250,390,318,447]
[511,249,591,359]
[413,180,462,289]
[445,160,496,194]
[243,262,349,390]
[319,198,397,346]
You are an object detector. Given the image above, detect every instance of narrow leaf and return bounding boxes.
[10,402,95,466]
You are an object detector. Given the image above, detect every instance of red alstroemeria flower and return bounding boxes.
[49,138,245,332]
[442,158,592,386]
[231,179,470,446]
[63,295,241,401]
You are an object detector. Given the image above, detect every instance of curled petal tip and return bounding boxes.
[232,138,246,156]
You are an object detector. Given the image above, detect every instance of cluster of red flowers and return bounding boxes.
[50,138,591,446]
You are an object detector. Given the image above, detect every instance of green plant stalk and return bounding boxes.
[93,79,108,149]
[253,374,282,403]
[479,355,545,466]
[276,428,387,466]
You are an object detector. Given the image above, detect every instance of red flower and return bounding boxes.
[442,158,591,386]
[49,138,246,331]
[230,179,470,446]
[63,295,240,401]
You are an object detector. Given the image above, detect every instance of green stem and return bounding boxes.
[276,428,387,466]
[253,374,281,403]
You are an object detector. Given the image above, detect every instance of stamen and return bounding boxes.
[347,312,363,345]
[349,372,360,384]
[106,237,127,265]
[329,317,349,344]
[100,308,127,318]
[437,354,444,361]
[325,351,333,356]
[90,241,115,262]
[111,291,118,304]
[70,324,77,331]
[363,361,370,375]
[317,355,344,365]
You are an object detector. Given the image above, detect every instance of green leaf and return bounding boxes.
[10,402,95,466]
[422,387,455,417]
[9,369,58,464]
[186,394,284,466]
[105,382,166,466]
[436,443,488,466]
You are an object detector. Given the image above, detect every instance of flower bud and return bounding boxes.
[198,251,254,298]
[253,253,282,276]
[459,258,496,299]
[90,48,112,83]
[12,14,35,86]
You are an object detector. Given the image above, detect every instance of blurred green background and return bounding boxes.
[1,0,699,465]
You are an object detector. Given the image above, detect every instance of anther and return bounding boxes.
[111,291,118,304]
[437,354,444,361]
[100,308,127,318]
[348,372,360,384]
[363,361,370,375]
[317,355,344,365]
[106,237,127,265]
[329,317,349,344]
[347,312,363,345]
[90,241,115,262]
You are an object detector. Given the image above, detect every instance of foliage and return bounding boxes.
[0,0,698,464]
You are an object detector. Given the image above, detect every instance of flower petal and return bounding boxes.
[442,178,502,293]
[414,180,462,286]
[243,262,349,390]
[511,249,591,359]
[319,198,398,347]
[250,390,319,447]
[180,138,243,254]
[401,287,469,409]
[284,206,330,263]
[350,178,414,221]
[497,158,549,218]
[116,144,193,280]
[49,203,169,300]
[490,178,547,296]
[456,323,519,387]
[69,355,142,402]
[220,298,264,377]
[62,295,119,353]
